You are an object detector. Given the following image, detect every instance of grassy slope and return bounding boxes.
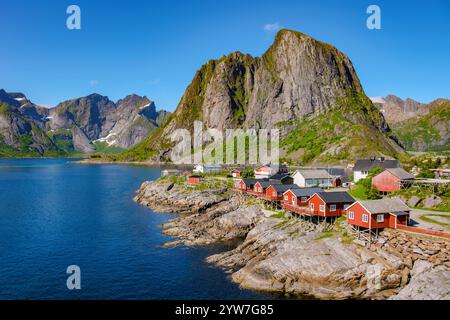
[392,102,450,151]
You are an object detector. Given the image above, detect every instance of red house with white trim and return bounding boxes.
[345,198,410,230]
[265,184,299,201]
[252,181,280,195]
[231,169,242,178]
[282,188,324,207]
[308,192,355,217]
[234,178,258,191]
[372,168,413,194]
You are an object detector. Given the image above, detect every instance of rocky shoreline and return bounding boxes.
[134,179,450,300]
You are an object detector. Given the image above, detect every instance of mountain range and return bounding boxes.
[2,29,448,162]
[0,89,169,157]
[372,95,450,152]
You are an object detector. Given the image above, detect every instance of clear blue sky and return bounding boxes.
[1,0,449,110]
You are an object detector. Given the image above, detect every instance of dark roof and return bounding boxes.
[242,178,259,185]
[353,159,400,171]
[189,175,203,178]
[269,174,291,181]
[257,181,282,189]
[270,184,299,193]
[385,168,414,180]
[288,187,324,197]
[316,192,355,204]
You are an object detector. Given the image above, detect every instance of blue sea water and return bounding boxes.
[0,159,269,300]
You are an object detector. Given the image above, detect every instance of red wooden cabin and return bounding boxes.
[345,198,410,230]
[234,178,258,191]
[372,168,413,193]
[187,175,203,185]
[282,187,324,207]
[265,184,299,201]
[308,192,355,217]
[252,181,280,196]
[231,169,242,178]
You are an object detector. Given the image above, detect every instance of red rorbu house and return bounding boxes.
[250,180,281,196]
[231,169,242,178]
[265,184,299,201]
[234,178,258,191]
[308,192,355,217]
[187,175,203,185]
[282,187,324,207]
[372,168,414,194]
[345,198,410,230]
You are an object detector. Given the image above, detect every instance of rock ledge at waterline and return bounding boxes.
[134,180,450,300]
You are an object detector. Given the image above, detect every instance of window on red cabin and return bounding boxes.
[377,214,384,223]
[310,203,314,210]
[348,211,354,220]
[301,197,307,203]
[330,204,337,212]
[362,214,369,223]
[320,205,325,212]
[292,197,296,205]
[284,195,288,201]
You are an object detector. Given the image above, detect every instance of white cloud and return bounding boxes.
[89,80,99,87]
[263,22,281,33]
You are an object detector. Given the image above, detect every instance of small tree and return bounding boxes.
[241,167,255,178]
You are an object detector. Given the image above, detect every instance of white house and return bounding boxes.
[353,158,400,182]
[193,164,223,173]
[254,165,288,179]
[292,169,332,188]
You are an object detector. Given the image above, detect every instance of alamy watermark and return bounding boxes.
[367,5,381,30]
[170,121,280,165]
[66,265,81,290]
[66,5,81,30]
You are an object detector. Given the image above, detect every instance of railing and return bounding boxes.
[282,203,312,215]
[397,225,450,239]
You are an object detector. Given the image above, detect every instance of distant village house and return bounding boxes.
[353,157,400,182]
[292,169,332,188]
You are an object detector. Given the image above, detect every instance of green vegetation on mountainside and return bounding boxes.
[392,102,450,152]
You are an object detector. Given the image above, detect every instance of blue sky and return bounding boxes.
[1,0,449,110]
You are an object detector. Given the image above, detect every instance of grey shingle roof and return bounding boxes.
[316,191,355,204]
[358,198,410,214]
[270,184,299,193]
[385,168,414,180]
[257,181,282,189]
[287,187,324,197]
[295,169,331,179]
[353,159,400,171]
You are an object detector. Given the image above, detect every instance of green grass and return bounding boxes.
[419,214,450,227]
[270,212,286,219]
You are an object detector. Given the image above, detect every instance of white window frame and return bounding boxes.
[301,197,308,203]
[377,214,384,223]
[348,211,354,220]
[292,197,296,205]
[330,204,337,212]
[284,195,288,201]
[362,214,369,223]
[310,203,315,210]
[319,205,325,212]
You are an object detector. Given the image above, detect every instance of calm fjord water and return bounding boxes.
[0,159,267,299]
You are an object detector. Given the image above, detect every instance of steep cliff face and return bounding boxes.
[0,95,59,157]
[119,29,401,163]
